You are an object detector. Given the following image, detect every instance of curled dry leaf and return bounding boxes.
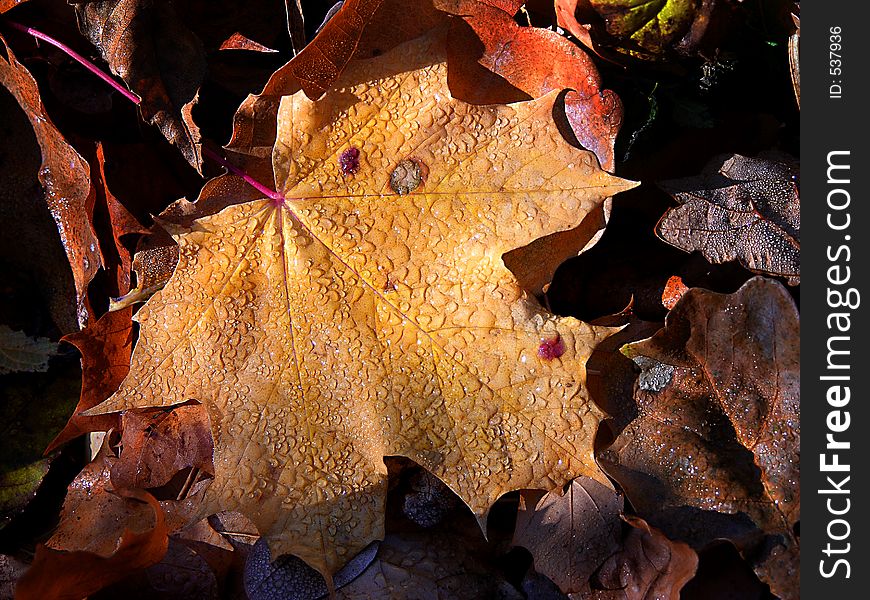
[658,153,800,285]
[86,28,636,580]
[46,308,132,452]
[789,10,799,109]
[1,35,101,327]
[513,476,623,595]
[585,516,698,600]
[16,444,169,600]
[72,0,207,171]
[603,277,799,599]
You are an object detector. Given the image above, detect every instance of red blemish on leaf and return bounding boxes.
[340,147,361,175]
[662,276,689,310]
[538,335,565,360]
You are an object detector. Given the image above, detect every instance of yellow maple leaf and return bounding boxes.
[88,28,637,578]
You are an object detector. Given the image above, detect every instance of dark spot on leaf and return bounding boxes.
[389,159,422,195]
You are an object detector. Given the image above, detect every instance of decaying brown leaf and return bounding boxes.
[603,276,799,599]
[335,530,520,599]
[72,0,207,170]
[46,309,131,452]
[513,476,623,595]
[15,444,169,600]
[111,403,214,492]
[1,35,101,327]
[585,516,698,600]
[658,153,800,285]
[86,27,636,580]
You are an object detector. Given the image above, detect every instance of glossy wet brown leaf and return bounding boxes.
[585,516,698,600]
[657,153,800,285]
[16,445,169,600]
[111,403,214,491]
[87,27,636,580]
[45,308,132,452]
[602,276,799,599]
[513,477,623,595]
[1,35,101,327]
[72,0,207,170]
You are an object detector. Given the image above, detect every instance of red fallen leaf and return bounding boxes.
[45,309,132,452]
[513,477,623,595]
[280,0,385,100]
[94,142,149,295]
[219,31,279,52]
[661,275,688,310]
[657,153,800,285]
[1,34,101,327]
[587,516,698,600]
[71,0,207,171]
[111,403,214,492]
[15,445,169,600]
[604,277,799,599]
[435,0,622,171]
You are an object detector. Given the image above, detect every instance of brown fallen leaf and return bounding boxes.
[1,34,101,328]
[335,530,521,599]
[111,403,214,492]
[72,0,207,170]
[15,444,169,600]
[583,516,698,600]
[602,276,799,599]
[657,153,800,285]
[0,0,28,13]
[45,308,131,452]
[87,27,636,580]
[513,476,623,595]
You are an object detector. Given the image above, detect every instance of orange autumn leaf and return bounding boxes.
[86,27,637,580]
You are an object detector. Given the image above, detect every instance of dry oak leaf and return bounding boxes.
[513,476,623,595]
[657,153,800,285]
[604,276,799,599]
[583,516,698,600]
[86,28,637,580]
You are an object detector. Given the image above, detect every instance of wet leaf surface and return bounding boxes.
[15,444,169,600]
[658,153,800,285]
[1,35,101,327]
[86,27,635,579]
[602,277,799,598]
[513,477,622,595]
